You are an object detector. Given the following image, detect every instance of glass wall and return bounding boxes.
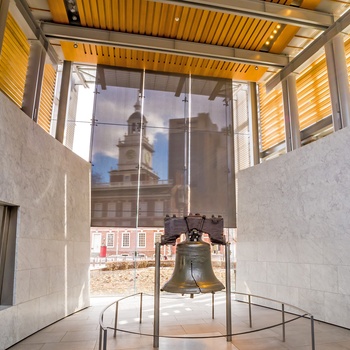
[89,66,243,295]
[91,67,236,228]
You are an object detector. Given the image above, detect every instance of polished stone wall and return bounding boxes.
[236,125,350,328]
[0,92,91,349]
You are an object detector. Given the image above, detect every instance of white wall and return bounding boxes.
[236,125,350,328]
[0,92,91,349]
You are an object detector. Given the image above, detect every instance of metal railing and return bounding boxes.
[98,291,315,350]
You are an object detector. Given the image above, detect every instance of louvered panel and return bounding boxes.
[258,84,285,151]
[0,13,30,107]
[237,18,254,48]
[296,54,331,131]
[48,0,69,23]
[37,64,56,133]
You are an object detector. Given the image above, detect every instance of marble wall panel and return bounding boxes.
[0,91,91,349]
[236,125,350,328]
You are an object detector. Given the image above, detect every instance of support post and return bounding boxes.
[248,294,252,328]
[113,301,119,337]
[56,60,72,143]
[282,303,285,342]
[225,242,232,342]
[282,74,301,152]
[248,82,260,165]
[0,0,10,56]
[22,40,46,121]
[153,242,161,348]
[325,34,350,130]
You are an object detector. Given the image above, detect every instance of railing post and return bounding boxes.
[248,295,252,328]
[103,328,107,350]
[311,316,315,350]
[114,301,119,337]
[140,292,143,324]
[282,303,286,342]
[153,242,161,348]
[225,242,232,341]
[212,292,215,319]
[99,326,103,350]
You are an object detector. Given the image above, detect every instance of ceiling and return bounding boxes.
[9,0,350,84]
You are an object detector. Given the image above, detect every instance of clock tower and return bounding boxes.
[109,97,158,183]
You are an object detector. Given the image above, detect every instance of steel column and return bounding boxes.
[225,242,232,342]
[0,0,10,56]
[325,34,350,130]
[56,61,72,143]
[282,74,301,152]
[153,242,161,348]
[22,40,46,121]
[248,82,260,165]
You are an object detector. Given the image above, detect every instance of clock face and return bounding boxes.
[126,149,136,160]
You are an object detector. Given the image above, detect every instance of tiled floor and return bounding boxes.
[8,293,350,350]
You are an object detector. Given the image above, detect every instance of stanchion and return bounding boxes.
[153,242,161,348]
[225,242,232,341]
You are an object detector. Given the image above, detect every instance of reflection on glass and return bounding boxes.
[89,67,239,294]
[91,67,235,229]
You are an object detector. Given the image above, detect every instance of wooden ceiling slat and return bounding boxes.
[193,11,209,42]
[90,0,100,28]
[207,13,227,44]
[198,11,216,43]
[126,0,134,33]
[229,17,246,46]
[176,7,190,40]
[97,0,107,29]
[119,0,126,32]
[152,2,163,35]
[104,0,113,30]
[132,0,141,33]
[145,1,155,35]
[138,0,147,34]
[48,0,69,24]
[182,8,197,41]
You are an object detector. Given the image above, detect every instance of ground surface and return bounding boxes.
[90,266,227,295]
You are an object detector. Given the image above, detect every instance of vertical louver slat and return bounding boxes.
[37,64,57,133]
[0,13,30,108]
[258,83,285,151]
[296,55,331,130]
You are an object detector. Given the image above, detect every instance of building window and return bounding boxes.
[107,202,116,218]
[138,231,146,248]
[122,202,131,217]
[122,232,130,248]
[94,203,103,218]
[106,232,114,247]
[139,202,147,217]
[154,201,164,217]
[0,204,17,306]
[154,231,162,244]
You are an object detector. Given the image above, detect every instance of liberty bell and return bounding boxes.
[161,214,225,295]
